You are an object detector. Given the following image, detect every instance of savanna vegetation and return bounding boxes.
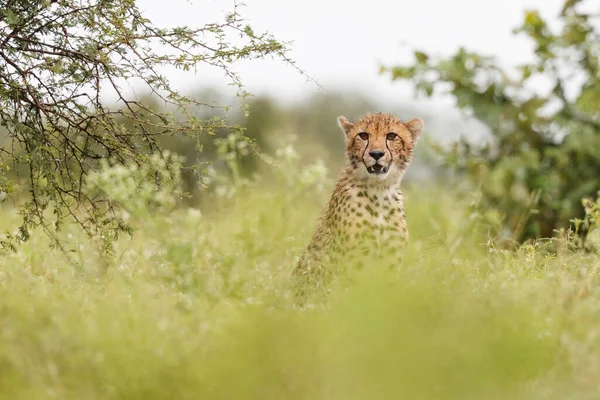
[383,0,600,243]
[1,0,600,399]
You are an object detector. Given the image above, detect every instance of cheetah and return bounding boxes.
[292,112,424,302]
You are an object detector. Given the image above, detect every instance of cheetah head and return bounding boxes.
[338,113,424,182]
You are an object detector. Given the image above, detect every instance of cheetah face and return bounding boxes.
[337,113,424,181]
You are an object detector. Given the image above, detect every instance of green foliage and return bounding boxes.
[1,143,600,398]
[0,0,302,249]
[571,191,600,251]
[87,151,185,219]
[383,0,600,242]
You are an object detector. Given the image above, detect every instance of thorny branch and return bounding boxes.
[0,0,311,255]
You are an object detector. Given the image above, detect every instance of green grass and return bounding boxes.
[0,179,599,399]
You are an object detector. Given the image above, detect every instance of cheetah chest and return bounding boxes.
[330,186,408,257]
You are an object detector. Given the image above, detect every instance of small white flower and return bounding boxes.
[0,191,7,201]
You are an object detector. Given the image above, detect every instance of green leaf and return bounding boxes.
[519,65,532,81]
[414,51,429,64]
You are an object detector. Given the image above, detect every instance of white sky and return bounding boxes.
[136,0,565,106]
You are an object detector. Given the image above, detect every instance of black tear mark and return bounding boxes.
[361,135,369,169]
[385,136,393,171]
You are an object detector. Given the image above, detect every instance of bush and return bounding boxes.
[0,0,301,248]
[383,0,600,242]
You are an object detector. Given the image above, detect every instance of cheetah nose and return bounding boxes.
[369,150,384,160]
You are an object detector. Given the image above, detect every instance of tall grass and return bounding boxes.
[0,152,598,399]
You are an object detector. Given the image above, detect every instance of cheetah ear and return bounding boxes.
[337,116,354,135]
[405,118,424,142]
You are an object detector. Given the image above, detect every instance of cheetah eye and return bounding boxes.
[358,132,369,140]
[386,133,398,140]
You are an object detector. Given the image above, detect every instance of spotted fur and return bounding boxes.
[292,112,424,301]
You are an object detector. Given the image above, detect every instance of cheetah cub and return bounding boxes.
[292,112,424,300]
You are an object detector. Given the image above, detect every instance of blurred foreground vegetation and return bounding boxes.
[1,141,600,399]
